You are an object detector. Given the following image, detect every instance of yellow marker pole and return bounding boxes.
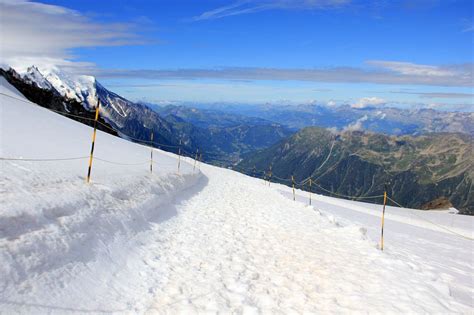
[268,165,272,186]
[292,175,296,201]
[150,132,154,173]
[309,178,312,206]
[86,101,100,183]
[380,190,388,251]
[177,140,182,173]
[193,148,199,171]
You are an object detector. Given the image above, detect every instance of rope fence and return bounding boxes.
[2,91,471,245]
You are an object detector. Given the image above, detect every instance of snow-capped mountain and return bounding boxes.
[43,68,97,110]
[5,65,178,147]
[22,66,54,91]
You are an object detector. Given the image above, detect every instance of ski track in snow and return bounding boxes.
[1,77,473,314]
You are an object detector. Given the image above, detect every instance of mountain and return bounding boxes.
[1,66,293,164]
[154,105,294,164]
[0,67,118,137]
[154,104,290,129]
[193,103,474,136]
[238,127,474,214]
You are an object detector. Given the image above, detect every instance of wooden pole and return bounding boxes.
[193,148,199,171]
[177,139,181,173]
[150,132,154,173]
[292,175,296,201]
[380,190,388,251]
[309,178,312,205]
[86,100,100,183]
[268,165,272,186]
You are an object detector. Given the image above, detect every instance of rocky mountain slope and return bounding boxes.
[239,127,474,214]
[1,66,292,164]
[156,105,294,163]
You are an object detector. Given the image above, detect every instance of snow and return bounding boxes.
[1,77,473,313]
[276,184,474,310]
[43,68,97,110]
[17,65,98,110]
[22,66,54,91]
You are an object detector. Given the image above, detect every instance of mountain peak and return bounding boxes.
[39,67,98,110]
[22,65,53,91]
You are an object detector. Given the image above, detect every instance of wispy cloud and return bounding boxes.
[367,60,459,77]
[390,91,474,99]
[462,25,474,32]
[0,0,146,72]
[95,61,473,87]
[191,0,351,21]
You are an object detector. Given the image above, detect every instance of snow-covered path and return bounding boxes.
[140,165,469,313]
[1,78,472,313]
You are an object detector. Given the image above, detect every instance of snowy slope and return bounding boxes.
[1,77,473,313]
[276,183,474,309]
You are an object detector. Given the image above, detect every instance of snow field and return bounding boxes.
[143,166,470,313]
[277,183,474,310]
[0,77,202,312]
[1,77,472,313]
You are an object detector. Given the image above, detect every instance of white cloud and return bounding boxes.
[367,60,458,77]
[326,100,337,106]
[343,115,368,131]
[0,0,144,72]
[191,0,351,21]
[351,97,386,108]
[97,62,473,87]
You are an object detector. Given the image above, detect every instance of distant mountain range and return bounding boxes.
[238,127,473,214]
[153,105,293,163]
[192,102,474,136]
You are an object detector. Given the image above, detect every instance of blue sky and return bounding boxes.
[1,0,473,110]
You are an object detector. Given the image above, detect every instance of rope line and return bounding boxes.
[387,196,473,241]
[0,156,89,162]
[3,92,471,242]
[0,92,180,149]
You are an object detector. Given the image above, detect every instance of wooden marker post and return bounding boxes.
[380,189,388,251]
[292,175,296,201]
[309,178,312,206]
[177,140,182,173]
[150,132,154,173]
[268,165,272,186]
[86,100,100,183]
[193,148,199,171]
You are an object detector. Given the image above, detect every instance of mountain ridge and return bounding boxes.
[238,127,474,214]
